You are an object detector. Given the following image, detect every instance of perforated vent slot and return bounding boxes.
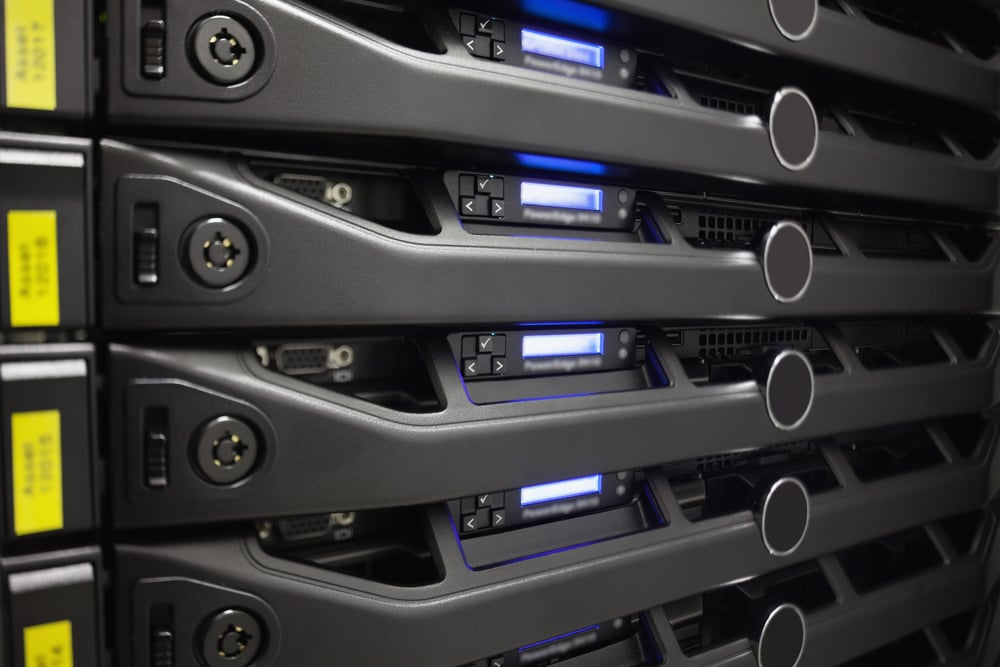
[847,0,1000,59]
[836,219,946,260]
[667,562,835,657]
[299,0,442,52]
[841,322,948,370]
[941,414,989,458]
[669,444,838,523]
[838,425,943,482]
[695,209,775,246]
[664,441,814,477]
[849,105,995,158]
[674,70,768,117]
[838,631,938,667]
[940,509,986,556]
[945,227,994,262]
[667,324,841,386]
[851,0,951,48]
[941,320,992,360]
[939,608,980,652]
[657,195,841,252]
[837,527,942,594]
[953,132,999,160]
[696,326,811,359]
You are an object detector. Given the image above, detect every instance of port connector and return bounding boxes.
[273,173,354,208]
[273,343,354,375]
[330,345,354,369]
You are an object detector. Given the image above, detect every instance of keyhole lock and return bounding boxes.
[185,217,251,288]
[193,416,259,485]
[190,15,258,84]
[199,609,263,667]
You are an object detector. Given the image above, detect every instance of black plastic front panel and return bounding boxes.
[99,141,999,331]
[105,1,998,212]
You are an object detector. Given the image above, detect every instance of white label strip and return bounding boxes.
[8,562,93,594]
[0,148,84,168]
[0,359,87,381]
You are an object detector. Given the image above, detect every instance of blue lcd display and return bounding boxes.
[520,474,603,507]
[520,182,603,211]
[521,29,605,69]
[522,332,604,358]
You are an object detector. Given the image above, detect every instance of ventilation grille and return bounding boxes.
[695,208,777,245]
[697,95,756,115]
[694,326,810,359]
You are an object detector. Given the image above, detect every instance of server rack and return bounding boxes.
[3,0,1000,665]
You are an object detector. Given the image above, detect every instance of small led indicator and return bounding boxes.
[520,474,603,506]
[520,182,603,211]
[521,29,605,68]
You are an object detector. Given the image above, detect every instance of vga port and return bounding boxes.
[273,173,353,208]
[274,343,355,375]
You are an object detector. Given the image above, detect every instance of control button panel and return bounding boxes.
[447,172,635,231]
[452,471,637,536]
[460,14,507,61]
[451,10,637,88]
[461,333,507,378]
[459,175,506,219]
[453,328,640,381]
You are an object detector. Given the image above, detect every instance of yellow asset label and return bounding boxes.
[4,0,57,110]
[23,619,74,667]
[11,409,64,536]
[7,210,61,327]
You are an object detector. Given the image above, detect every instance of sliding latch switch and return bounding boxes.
[145,430,169,488]
[135,227,160,285]
[144,407,169,488]
[141,20,166,79]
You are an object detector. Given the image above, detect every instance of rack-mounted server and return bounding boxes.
[5,0,997,665]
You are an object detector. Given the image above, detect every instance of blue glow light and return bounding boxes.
[515,153,608,176]
[521,182,603,211]
[521,0,611,32]
[521,29,605,68]
[520,625,601,652]
[520,474,602,506]
[522,333,604,358]
[517,321,603,327]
